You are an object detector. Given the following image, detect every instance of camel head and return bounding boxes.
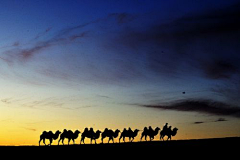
[155,127,160,131]
[55,130,61,135]
[96,130,102,134]
[172,128,178,136]
[115,129,121,133]
[134,129,140,134]
[75,130,81,134]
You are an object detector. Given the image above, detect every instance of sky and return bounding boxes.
[0,0,240,145]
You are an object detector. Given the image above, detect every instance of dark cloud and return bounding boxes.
[2,3,240,88]
[215,118,227,122]
[194,121,204,124]
[193,118,227,124]
[202,60,238,80]
[112,2,240,80]
[141,99,240,118]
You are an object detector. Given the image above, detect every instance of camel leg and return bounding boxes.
[73,139,75,145]
[49,138,53,146]
[161,135,164,141]
[130,137,132,142]
[81,137,85,144]
[119,136,122,143]
[58,138,61,145]
[39,138,42,146]
[167,136,170,141]
[131,137,134,142]
[145,135,147,141]
[62,138,65,145]
[68,138,70,145]
[43,138,46,146]
[109,137,113,143]
[101,137,104,144]
[168,135,172,141]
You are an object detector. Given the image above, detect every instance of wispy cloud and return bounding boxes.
[21,127,37,132]
[34,27,52,40]
[193,118,227,124]
[2,28,89,63]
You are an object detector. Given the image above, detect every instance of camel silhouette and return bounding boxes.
[119,128,140,143]
[140,126,160,141]
[80,128,102,144]
[160,126,178,141]
[58,129,81,145]
[39,130,61,146]
[101,128,121,143]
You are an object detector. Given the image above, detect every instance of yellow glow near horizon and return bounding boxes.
[1,82,240,146]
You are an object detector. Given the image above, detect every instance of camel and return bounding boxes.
[119,128,140,143]
[160,127,178,141]
[101,128,121,143]
[140,127,160,141]
[58,129,81,145]
[80,128,102,144]
[39,130,61,146]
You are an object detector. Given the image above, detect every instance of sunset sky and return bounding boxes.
[0,0,240,145]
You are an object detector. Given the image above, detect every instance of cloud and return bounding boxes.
[202,60,238,80]
[2,28,89,63]
[140,99,240,118]
[215,118,227,122]
[193,118,227,124]
[22,127,37,131]
[34,27,52,40]
[194,121,204,124]
[1,3,240,88]
[111,2,240,80]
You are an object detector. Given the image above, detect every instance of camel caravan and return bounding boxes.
[39,123,178,146]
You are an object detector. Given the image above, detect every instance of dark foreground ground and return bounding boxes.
[1,137,239,158]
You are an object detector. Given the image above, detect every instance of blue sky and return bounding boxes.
[0,0,240,145]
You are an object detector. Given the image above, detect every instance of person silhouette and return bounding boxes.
[163,123,168,132]
[168,126,172,133]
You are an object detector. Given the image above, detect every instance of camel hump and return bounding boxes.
[89,128,94,132]
[104,128,109,132]
[83,128,88,133]
[67,130,74,134]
